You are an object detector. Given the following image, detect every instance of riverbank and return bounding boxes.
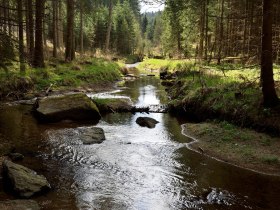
[182,121,280,176]
[0,57,122,101]
[139,59,280,175]
[138,59,280,135]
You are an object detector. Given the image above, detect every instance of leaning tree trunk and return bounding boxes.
[261,0,279,107]
[33,0,45,68]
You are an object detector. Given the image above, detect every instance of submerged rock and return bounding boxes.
[3,160,51,198]
[35,93,101,123]
[8,153,24,161]
[136,117,159,129]
[80,127,106,145]
[0,200,40,210]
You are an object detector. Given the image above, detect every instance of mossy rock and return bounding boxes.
[93,98,133,113]
[3,160,51,198]
[35,93,101,123]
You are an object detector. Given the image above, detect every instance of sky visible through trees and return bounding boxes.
[140,1,164,13]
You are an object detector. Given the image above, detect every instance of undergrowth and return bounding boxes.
[0,57,122,100]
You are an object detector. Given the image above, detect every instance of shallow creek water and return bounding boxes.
[0,77,280,210]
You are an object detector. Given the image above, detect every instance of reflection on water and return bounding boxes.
[0,77,280,210]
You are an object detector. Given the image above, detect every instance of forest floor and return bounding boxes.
[0,57,122,101]
[141,58,280,175]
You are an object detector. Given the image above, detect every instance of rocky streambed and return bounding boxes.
[0,76,280,209]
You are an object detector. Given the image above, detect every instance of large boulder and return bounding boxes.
[92,98,133,113]
[80,127,106,145]
[136,117,159,129]
[35,93,101,122]
[0,200,40,210]
[3,160,51,198]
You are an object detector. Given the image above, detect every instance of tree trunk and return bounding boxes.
[18,0,25,72]
[204,0,209,60]
[3,0,7,33]
[105,0,113,53]
[198,0,205,61]
[27,0,34,63]
[26,0,30,56]
[217,0,225,65]
[33,0,45,68]
[65,0,75,61]
[57,0,63,49]
[261,0,279,107]
[52,0,57,58]
[80,1,84,54]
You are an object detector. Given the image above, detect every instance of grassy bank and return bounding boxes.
[137,58,280,134]
[168,64,280,134]
[138,58,190,72]
[0,58,122,100]
[183,121,280,175]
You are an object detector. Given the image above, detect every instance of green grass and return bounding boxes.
[261,156,279,165]
[138,58,194,72]
[185,121,280,174]
[0,58,122,99]
[167,61,280,131]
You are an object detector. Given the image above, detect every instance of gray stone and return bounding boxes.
[80,127,106,145]
[0,200,40,210]
[35,93,101,122]
[136,117,159,129]
[3,160,51,198]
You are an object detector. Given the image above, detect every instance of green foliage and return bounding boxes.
[0,58,121,99]
[113,0,140,55]
[0,32,16,72]
[261,156,279,165]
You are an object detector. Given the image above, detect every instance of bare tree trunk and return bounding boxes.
[198,0,205,61]
[33,0,45,67]
[26,0,30,56]
[27,0,34,63]
[217,0,225,65]
[57,0,63,49]
[18,0,25,72]
[261,0,278,107]
[204,0,209,60]
[80,0,84,54]
[105,0,113,53]
[242,0,248,62]
[3,0,7,33]
[65,0,75,61]
[52,0,57,58]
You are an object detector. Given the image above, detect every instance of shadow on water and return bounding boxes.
[0,76,279,209]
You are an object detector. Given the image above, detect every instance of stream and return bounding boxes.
[0,76,280,210]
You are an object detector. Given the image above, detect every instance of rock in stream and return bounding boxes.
[80,127,106,145]
[0,200,40,210]
[136,117,159,129]
[3,160,51,198]
[34,93,101,123]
